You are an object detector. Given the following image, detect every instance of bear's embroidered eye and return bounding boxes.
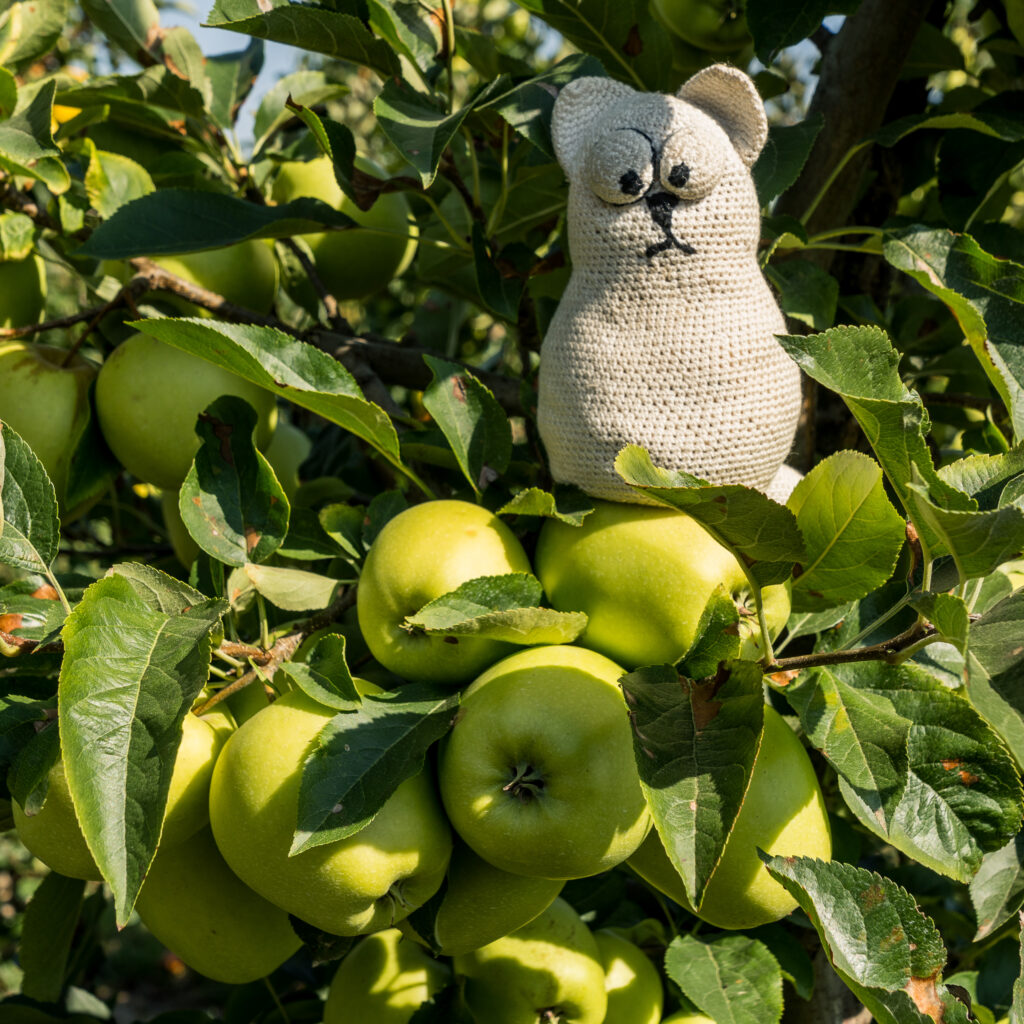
[584,129,655,205]
[659,129,727,201]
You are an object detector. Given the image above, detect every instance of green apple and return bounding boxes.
[454,897,608,1024]
[535,500,791,669]
[402,840,564,956]
[661,1011,715,1024]
[209,685,452,935]
[95,333,278,489]
[0,255,46,329]
[997,558,1024,591]
[264,418,312,498]
[153,239,278,316]
[323,927,450,1024]
[0,342,98,512]
[136,826,301,984]
[357,500,533,686]
[438,644,651,879]
[650,0,751,52]
[628,706,831,930]
[14,711,225,880]
[271,155,418,302]
[595,929,663,1024]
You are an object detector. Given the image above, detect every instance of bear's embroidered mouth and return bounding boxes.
[644,192,696,260]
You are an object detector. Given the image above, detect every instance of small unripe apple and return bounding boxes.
[594,929,663,1024]
[271,155,418,301]
[0,255,46,330]
[263,418,312,498]
[0,342,97,513]
[357,500,533,686]
[536,500,791,669]
[323,928,450,1024]
[154,240,279,316]
[136,826,302,984]
[95,333,278,489]
[627,706,831,930]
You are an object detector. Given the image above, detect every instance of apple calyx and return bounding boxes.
[503,763,546,803]
[539,1009,565,1023]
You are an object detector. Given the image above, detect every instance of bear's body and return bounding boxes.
[538,67,802,503]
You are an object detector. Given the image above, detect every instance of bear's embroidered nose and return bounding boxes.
[644,191,678,217]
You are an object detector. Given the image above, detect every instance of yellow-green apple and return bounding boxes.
[323,928,450,1024]
[95,333,278,489]
[153,240,278,315]
[594,929,663,1024]
[0,255,45,329]
[535,500,791,669]
[208,685,452,935]
[357,500,533,686]
[650,0,751,51]
[14,711,225,880]
[402,840,564,956]
[264,418,312,498]
[271,155,418,301]
[136,826,301,984]
[453,897,608,1024]
[662,1009,715,1024]
[628,706,831,930]
[0,342,98,512]
[438,644,650,879]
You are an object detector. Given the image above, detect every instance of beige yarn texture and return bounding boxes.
[537,64,802,504]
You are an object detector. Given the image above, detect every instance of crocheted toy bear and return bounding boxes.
[537,64,802,504]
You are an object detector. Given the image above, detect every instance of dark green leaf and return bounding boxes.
[19,873,85,1003]
[362,490,407,548]
[748,922,815,1001]
[0,80,68,194]
[277,633,360,711]
[252,69,345,155]
[278,506,343,561]
[753,114,824,206]
[366,0,441,74]
[292,684,459,853]
[0,421,59,574]
[787,451,906,611]
[58,575,224,924]
[7,721,60,814]
[970,833,1024,941]
[746,0,831,63]
[910,592,969,653]
[178,395,290,568]
[470,224,524,323]
[78,190,355,259]
[205,0,401,78]
[131,318,403,472]
[106,562,211,616]
[764,856,971,1024]
[497,486,595,526]
[765,259,838,332]
[422,355,511,495]
[676,586,741,680]
[205,38,264,130]
[319,502,364,559]
[874,110,1024,149]
[244,563,341,612]
[782,602,858,644]
[620,661,764,909]
[80,0,159,64]
[664,933,783,1024]
[287,915,355,965]
[614,445,805,587]
[158,28,212,110]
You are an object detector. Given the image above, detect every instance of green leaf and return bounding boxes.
[366,0,441,74]
[783,602,858,644]
[252,69,345,155]
[614,445,805,587]
[776,326,975,553]
[363,489,408,547]
[970,833,1024,941]
[497,487,595,527]
[676,585,741,679]
[80,0,160,64]
[764,856,971,1024]
[513,0,672,92]
[106,562,208,616]
[292,684,459,854]
[178,395,290,568]
[77,189,355,259]
[874,110,1024,149]
[131,318,403,472]
[0,421,60,574]
[276,633,360,711]
[802,661,1024,882]
[319,502,364,559]
[752,114,824,206]
[965,589,1024,769]
[58,575,224,925]
[939,445,1024,510]
[664,933,783,1024]
[206,0,401,78]
[746,0,831,63]
[0,80,68,194]
[1013,917,1024,1024]
[159,27,212,110]
[0,0,69,68]
[0,67,15,120]
[18,872,85,1003]
[84,141,155,219]
[205,37,264,131]
[0,210,35,259]
[620,660,764,909]
[405,573,587,646]
[883,226,1024,444]
[787,451,906,611]
[278,506,344,561]
[910,592,970,653]
[422,355,511,495]
[7,719,59,814]
[764,259,838,332]
[748,922,815,1001]
[471,223,524,322]
[244,563,341,613]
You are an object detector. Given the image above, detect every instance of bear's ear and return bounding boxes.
[552,76,638,173]
[676,64,767,167]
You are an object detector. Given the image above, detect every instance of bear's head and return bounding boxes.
[552,65,768,271]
